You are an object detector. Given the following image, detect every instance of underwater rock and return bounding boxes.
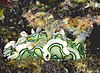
[89,24,100,53]
[0,0,100,73]
[41,61,67,73]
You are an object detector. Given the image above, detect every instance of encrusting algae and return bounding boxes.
[0,8,5,20]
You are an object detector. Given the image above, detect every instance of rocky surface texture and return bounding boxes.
[0,0,100,73]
